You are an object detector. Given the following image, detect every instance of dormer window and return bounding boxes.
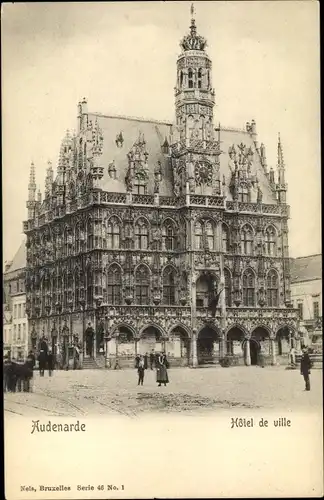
[134,177,146,195]
[108,162,116,180]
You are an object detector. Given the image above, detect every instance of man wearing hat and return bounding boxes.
[300,345,312,391]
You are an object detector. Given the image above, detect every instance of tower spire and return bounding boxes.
[26,161,37,219]
[28,162,36,201]
[276,132,287,203]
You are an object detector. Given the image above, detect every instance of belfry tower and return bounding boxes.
[171,4,221,197]
[175,4,215,143]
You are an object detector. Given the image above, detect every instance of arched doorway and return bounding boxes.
[169,326,190,366]
[251,327,271,365]
[139,326,164,356]
[85,325,94,358]
[226,326,245,360]
[197,326,220,365]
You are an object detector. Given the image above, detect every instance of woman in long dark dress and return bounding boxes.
[156,353,169,387]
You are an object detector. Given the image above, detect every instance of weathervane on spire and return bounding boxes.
[180,2,206,51]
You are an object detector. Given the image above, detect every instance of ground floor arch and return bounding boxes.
[276,326,292,356]
[168,325,190,366]
[138,325,164,355]
[226,326,245,357]
[197,326,220,365]
[250,326,271,365]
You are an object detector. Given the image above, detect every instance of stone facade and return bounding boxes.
[3,243,29,360]
[290,254,322,349]
[23,11,299,368]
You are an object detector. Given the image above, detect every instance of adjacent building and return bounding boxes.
[23,9,298,368]
[290,254,322,349]
[3,240,29,360]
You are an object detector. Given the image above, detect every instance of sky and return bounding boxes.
[2,1,321,262]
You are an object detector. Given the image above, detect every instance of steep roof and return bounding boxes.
[290,254,322,283]
[5,239,26,274]
[90,113,277,204]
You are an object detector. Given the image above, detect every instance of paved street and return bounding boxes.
[4,366,322,417]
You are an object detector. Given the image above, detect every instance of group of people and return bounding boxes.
[3,352,36,392]
[135,350,169,387]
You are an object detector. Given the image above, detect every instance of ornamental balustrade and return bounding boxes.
[100,304,192,319]
[132,194,155,205]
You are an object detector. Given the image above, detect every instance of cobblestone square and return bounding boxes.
[4,366,322,417]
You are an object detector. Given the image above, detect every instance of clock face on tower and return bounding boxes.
[195,161,212,186]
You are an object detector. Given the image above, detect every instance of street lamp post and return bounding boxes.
[104,314,111,369]
[94,296,103,359]
[79,298,85,367]
[51,322,58,368]
[62,321,69,370]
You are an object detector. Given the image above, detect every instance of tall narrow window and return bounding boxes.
[63,274,68,309]
[195,221,203,250]
[266,270,278,307]
[297,303,304,320]
[162,223,175,251]
[238,186,249,203]
[87,219,93,251]
[241,226,253,255]
[107,265,122,305]
[222,224,229,252]
[206,221,214,250]
[86,267,93,308]
[134,177,146,194]
[135,265,150,305]
[107,218,120,249]
[224,268,232,307]
[265,226,276,256]
[180,70,183,87]
[313,301,319,319]
[135,219,149,250]
[74,271,80,309]
[199,116,204,140]
[163,267,176,305]
[187,115,195,139]
[188,68,193,88]
[197,68,202,88]
[243,270,255,307]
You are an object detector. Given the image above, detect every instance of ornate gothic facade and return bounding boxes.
[23,11,299,368]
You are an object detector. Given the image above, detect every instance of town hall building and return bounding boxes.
[23,8,299,368]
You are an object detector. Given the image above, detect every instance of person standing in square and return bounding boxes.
[300,346,312,391]
[137,355,145,386]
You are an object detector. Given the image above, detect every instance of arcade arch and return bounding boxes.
[197,325,220,365]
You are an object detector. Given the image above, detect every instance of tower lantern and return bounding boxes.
[175,4,215,145]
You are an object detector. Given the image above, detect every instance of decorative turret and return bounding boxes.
[125,132,149,194]
[175,4,215,145]
[44,160,54,198]
[228,143,257,201]
[77,97,88,133]
[276,133,287,204]
[89,118,104,188]
[26,161,37,219]
[259,143,268,172]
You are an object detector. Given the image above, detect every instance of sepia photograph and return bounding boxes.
[2,1,322,498]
